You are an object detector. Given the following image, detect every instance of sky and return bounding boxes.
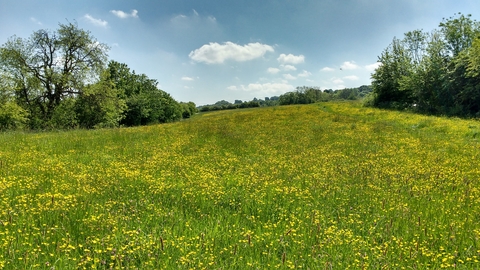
[1,1,479,105]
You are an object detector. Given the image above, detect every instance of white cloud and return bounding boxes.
[281,64,297,71]
[84,14,108,28]
[228,82,294,95]
[30,17,42,25]
[340,61,359,70]
[343,75,359,81]
[267,67,280,74]
[172,14,187,21]
[321,67,335,72]
[332,78,344,84]
[365,62,382,71]
[111,9,139,19]
[181,76,194,81]
[189,42,274,64]
[277,53,305,64]
[298,70,312,77]
[283,74,297,80]
[171,11,217,27]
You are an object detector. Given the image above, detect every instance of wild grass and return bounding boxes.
[1,101,480,269]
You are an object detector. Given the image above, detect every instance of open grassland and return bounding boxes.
[1,101,480,269]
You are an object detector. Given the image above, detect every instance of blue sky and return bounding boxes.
[1,0,479,105]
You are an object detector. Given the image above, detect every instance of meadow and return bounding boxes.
[0,101,480,269]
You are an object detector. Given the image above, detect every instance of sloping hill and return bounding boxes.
[1,101,479,269]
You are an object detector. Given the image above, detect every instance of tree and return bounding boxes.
[370,13,480,117]
[439,13,480,58]
[467,37,480,77]
[181,101,197,118]
[440,14,480,116]
[0,22,109,128]
[410,31,447,113]
[371,37,414,108]
[403,30,427,65]
[107,61,183,126]
[75,71,126,128]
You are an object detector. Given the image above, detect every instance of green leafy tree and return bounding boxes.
[107,61,183,126]
[181,101,198,118]
[467,37,480,77]
[439,13,480,58]
[0,72,29,130]
[438,14,480,115]
[0,22,109,128]
[371,37,414,108]
[75,71,126,128]
[371,13,480,115]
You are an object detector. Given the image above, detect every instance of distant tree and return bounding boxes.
[215,100,232,108]
[181,101,198,118]
[279,91,299,105]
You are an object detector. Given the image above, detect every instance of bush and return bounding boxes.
[0,101,29,130]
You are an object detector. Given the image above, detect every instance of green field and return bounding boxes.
[1,101,480,269]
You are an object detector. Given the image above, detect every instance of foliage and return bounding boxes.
[370,13,480,116]
[0,25,194,131]
[371,37,414,108]
[279,85,371,105]
[0,22,109,127]
[47,97,78,129]
[198,98,268,112]
[468,37,480,77]
[107,61,186,126]
[1,102,480,268]
[0,100,29,130]
[75,71,126,129]
[180,102,198,118]
[200,86,371,112]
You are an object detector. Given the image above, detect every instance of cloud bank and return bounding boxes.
[228,82,294,95]
[277,54,305,64]
[340,61,359,70]
[267,67,280,74]
[321,67,335,72]
[111,9,139,19]
[189,42,274,64]
[84,14,108,28]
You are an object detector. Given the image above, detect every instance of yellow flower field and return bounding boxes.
[0,101,479,269]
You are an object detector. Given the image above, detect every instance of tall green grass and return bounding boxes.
[1,101,480,269]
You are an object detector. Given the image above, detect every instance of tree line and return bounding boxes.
[369,13,480,117]
[278,85,371,105]
[198,97,279,112]
[198,85,372,112]
[0,22,197,130]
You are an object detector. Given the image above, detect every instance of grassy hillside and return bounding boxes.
[1,101,480,269]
